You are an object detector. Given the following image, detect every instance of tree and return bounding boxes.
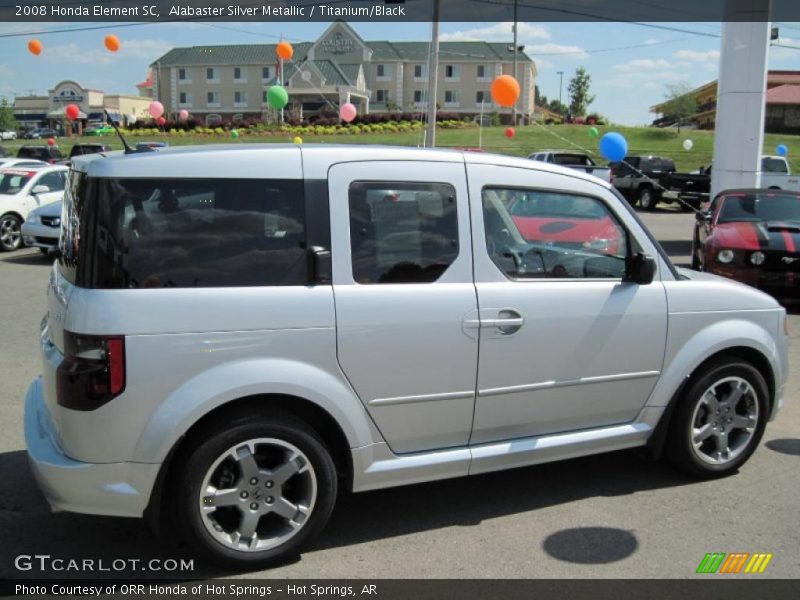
[661,82,698,132]
[547,99,568,116]
[567,66,595,117]
[0,97,17,132]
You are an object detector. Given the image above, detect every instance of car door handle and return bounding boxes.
[464,309,524,335]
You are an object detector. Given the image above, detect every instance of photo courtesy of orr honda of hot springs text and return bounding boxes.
[25,145,788,568]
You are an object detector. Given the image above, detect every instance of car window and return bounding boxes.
[762,157,788,173]
[718,193,800,223]
[37,171,66,192]
[552,154,593,166]
[83,178,306,288]
[0,171,34,195]
[484,187,629,280]
[348,181,459,284]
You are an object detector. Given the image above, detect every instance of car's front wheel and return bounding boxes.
[667,358,768,478]
[639,187,657,211]
[174,412,337,569]
[0,214,23,252]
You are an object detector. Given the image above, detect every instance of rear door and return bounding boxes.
[329,161,478,454]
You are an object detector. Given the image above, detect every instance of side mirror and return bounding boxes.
[32,184,50,195]
[625,252,656,285]
[307,246,332,285]
[695,211,711,223]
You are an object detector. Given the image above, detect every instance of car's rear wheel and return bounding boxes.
[174,413,337,569]
[667,358,768,478]
[0,214,22,252]
[639,187,657,211]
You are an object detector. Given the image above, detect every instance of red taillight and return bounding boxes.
[57,332,126,411]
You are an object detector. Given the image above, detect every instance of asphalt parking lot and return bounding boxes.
[0,207,798,580]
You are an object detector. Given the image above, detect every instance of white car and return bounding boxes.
[0,130,17,140]
[0,157,47,168]
[761,155,800,191]
[0,164,68,251]
[21,199,62,254]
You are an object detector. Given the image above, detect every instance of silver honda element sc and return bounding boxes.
[25,145,788,568]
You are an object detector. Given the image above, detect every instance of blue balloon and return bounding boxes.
[599,132,628,162]
[777,144,789,157]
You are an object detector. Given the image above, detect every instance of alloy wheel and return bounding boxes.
[0,215,21,251]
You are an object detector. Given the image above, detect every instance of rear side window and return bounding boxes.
[348,181,459,284]
[73,178,306,288]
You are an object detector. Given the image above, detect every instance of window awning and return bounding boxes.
[47,108,87,119]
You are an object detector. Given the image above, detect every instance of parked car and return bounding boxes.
[24,128,58,140]
[17,145,64,164]
[609,155,684,210]
[135,141,169,150]
[56,143,113,165]
[692,188,800,298]
[528,150,612,182]
[0,164,68,251]
[21,199,62,254]
[26,146,788,569]
[0,157,46,168]
[84,125,115,136]
[0,130,17,140]
[760,155,800,192]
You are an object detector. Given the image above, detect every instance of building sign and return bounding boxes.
[52,88,84,104]
[320,32,354,55]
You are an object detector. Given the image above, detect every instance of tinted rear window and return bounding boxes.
[60,177,307,288]
[552,154,594,166]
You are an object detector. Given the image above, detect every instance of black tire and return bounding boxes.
[639,187,657,211]
[173,412,338,569]
[666,358,769,479]
[0,213,23,252]
[39,247,50,255]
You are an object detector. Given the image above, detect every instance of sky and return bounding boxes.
[0,20,798,125]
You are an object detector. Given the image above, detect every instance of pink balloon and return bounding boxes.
[178,109,189,121]
[339,102,357,123]
[148,101,164,119]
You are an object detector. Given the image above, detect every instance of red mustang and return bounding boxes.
[508,192,623,255]
[692,188,800,298]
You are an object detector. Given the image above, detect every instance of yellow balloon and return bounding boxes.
[293,136,303,144]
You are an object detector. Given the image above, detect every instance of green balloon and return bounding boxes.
[267,85,289,109]
[588,126,599,138]
[231,129,239,138]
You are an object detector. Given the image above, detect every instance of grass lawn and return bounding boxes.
[3,124,799,174]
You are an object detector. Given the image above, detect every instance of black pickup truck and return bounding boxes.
[610,156,710,210]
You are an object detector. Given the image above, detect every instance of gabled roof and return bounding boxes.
[766,84,800,105]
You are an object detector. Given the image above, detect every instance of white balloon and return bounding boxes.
[682,139,694,151]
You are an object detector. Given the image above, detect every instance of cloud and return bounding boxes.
[525,43,588,58]
[613,58,672,72]
[770,37,800,61]
[644,38,661,45]
[0,65,13,76]
[673,49,720,62]
[42,39,172,66]
[441,21,551,42]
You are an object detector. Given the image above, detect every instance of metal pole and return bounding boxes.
[512,0,518,125]
[479,100,485,149]
[424,0,440,148]
[557,71,563,106]
[279,57,284,124]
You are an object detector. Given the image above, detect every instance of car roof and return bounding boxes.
[71,144,613,189]
[717,188,800,196]
[0,163,67,173]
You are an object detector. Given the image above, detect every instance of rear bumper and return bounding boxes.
[24,377,160,518]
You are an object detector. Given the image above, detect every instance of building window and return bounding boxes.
[262,66,273,81]
[445,65,460,81]
[376,89,389,103]
[477,65,490,81]
[178,68,190,83]
[476,91,489,105]
[234,67,247,83]
[413,64,427,80]
[207,91,220,107]
[348,181,459,284]
[376,64,390,81]
[444,90,459,106]
[234,91,248,107]
[206,67,219,83]
[413,90,425,104]
[179,92,192,107]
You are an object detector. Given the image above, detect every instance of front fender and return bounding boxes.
[133,358,379,464]
[647,313,782,409]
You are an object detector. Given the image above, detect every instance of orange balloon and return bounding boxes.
[491,75,520,108]
[104,34,120,52]
[276,41,293,61]
[28,39,42,56]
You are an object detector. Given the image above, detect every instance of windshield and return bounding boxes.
[718,193,800,223]
[509,191,607,220]
[762,157,788,173]
[0,170,33,195]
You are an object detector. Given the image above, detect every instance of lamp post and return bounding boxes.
[557,71,564,107]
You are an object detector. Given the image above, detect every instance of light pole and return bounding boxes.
[424,0,440,148]
[557,71,564,107]
[512,0,517,125]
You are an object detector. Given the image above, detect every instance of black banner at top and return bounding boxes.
[0,0,797,23]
